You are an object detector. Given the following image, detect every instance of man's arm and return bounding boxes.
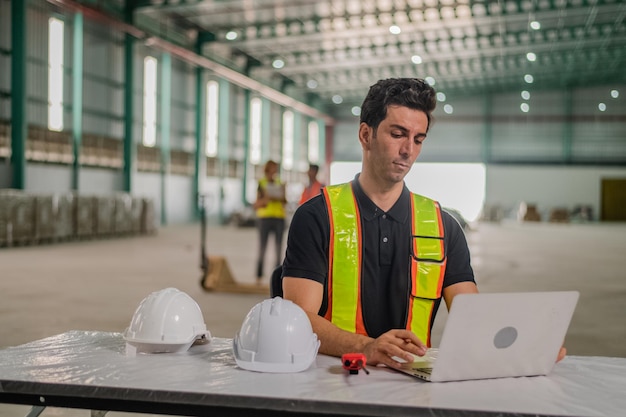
[442,281,479,311]
[253,183,267,209]
[283,277,427,368]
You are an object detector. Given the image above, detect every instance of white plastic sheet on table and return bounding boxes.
[0,331,625,417]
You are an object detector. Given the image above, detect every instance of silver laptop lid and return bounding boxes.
[430,291,579,382]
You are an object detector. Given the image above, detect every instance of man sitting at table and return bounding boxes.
[279,78,566,368]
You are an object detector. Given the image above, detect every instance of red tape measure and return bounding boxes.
[341,353,370,375]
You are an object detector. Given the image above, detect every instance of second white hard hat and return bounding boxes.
[123,287,211,354]
[233,297,320,373]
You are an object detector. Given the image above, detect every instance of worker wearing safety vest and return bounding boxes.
[253,160,287,282]
[281,78,480,369]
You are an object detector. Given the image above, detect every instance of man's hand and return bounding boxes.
[557,346,567,363]
[362,329,427,369]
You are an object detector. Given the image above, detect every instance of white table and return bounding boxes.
[1,331,625,417]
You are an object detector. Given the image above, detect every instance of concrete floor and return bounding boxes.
[1,220,625,416]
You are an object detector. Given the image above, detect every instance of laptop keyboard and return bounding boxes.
[413,366,433,374]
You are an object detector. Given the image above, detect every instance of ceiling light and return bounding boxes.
[389,25,401,35]
[351,106,361,116]
[272,59,285,69]
[225,31,238,41]
[411,55,423,64]
[598,103,606,112]
[425,76,436,85]
[332,95,343,104]
[526,52,536,62]
[443,104,453,114]
[611,89,619,98]
[524,74,534,84]
[520,103,529,113]
[521,90,530,100]
[307,79,318,89]
[530,21,541,30]
[437,92,446,102]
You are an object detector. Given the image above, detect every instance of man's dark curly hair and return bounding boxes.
[359,78,437,131]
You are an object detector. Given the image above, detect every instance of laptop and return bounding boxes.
[397,291,579,382]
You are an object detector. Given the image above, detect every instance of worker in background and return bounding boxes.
[253,160,287,283]
[298,164,325,206]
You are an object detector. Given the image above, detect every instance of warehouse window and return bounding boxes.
[249,97,262,164]
[282,110,294,170]
[205,80,219,157]
[307,120,319,164]
[142,56,157,147]
[48,18,64,132]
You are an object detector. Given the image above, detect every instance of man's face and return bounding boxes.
[361,105,429,185]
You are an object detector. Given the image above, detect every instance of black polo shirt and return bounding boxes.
[282,177,475,338]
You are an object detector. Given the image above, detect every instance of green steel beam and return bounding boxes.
[217,78,230,223]
[217,79,230,161]
[72,12,84,190]
[261,97,271,162]
[193,37,204,220]
[160,52,171,225]
[134,0,205,11]
[242,89,251,206]
[122,2,135,193]
[197,31,216,44]
[10,0,27,189]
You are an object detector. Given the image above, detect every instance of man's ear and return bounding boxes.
[358,123,372,149]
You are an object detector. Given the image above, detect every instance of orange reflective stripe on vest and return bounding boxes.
[324,183,445,345]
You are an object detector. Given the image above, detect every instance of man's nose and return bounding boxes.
[400,139,413,156]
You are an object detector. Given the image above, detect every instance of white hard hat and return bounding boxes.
[233,297,320,373]
[123,287,211,354]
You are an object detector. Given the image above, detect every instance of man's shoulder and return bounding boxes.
[293,194,327,219]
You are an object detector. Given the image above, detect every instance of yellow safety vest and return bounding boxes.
[322,182,446,347]
[256,177,286,219]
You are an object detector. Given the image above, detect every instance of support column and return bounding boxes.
[71,12,84,190]
[193,43,204,220]
[260,97,271,162]
[217,78,230,223]
[241,89,251,205]
[240,56,260,206]
[122,3,135,193]
[10,0,27,189]
[192,32,215,220]
[159,53,171,225]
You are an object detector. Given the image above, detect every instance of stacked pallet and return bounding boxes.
[0,190,156,248]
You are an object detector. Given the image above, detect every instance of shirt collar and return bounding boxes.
[351,174,410,224]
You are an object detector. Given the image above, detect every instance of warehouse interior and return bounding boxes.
[1,0,626,415]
